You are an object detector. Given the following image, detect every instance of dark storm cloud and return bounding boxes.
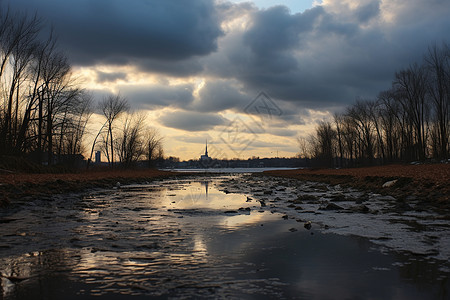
[192,80,248,112]
[355,1,381,23]
[96,71,127,83]
[4,0,450,122]
[158,111,227,132]
[3,0,223,66]
[208,0,450,114]
[118,84,194,110]
[136,58,204,77]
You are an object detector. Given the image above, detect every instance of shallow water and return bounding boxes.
[0,175,449,299]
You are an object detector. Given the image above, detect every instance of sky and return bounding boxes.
[2,0,450,161]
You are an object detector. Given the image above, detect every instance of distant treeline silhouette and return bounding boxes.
[301,42,449,168]
[0,9,162,169]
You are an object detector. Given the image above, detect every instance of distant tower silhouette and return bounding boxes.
[95,151,101,164]
[200,140,210,161]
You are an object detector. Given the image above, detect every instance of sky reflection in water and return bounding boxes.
[0,175,448,299]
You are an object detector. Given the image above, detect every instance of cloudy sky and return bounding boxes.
[3,0,450,160]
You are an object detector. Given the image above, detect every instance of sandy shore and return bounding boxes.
[264,163,449,207]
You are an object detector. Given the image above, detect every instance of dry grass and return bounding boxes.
[0,168,178,207]
[264,164,449,206]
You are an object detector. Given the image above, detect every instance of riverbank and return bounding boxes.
[264,163,449,208]
[3,174,448,298]
[1,164,449,209]
[0,169,179,207]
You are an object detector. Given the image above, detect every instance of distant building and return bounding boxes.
[200,140,211,161]
[95,151,101,164]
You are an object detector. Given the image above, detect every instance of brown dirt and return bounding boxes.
[0,169,179,207]
[264,164,450,208]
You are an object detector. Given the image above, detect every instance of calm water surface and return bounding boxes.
[0,175,448,299]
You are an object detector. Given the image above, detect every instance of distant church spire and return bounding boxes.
[200,139,210,161]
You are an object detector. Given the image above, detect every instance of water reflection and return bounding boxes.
[0,175,449,299]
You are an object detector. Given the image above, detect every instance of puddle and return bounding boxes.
[0,174,449,299]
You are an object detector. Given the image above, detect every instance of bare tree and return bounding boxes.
[393,64,430,161]
[333,113,345,167]
[99,94,129,167]
[312,121,336,167]
[0,10,41,155]
[116,112,146,168]
[297,136,312,159]
[347,100,375,165]
[144,127,163,167]
[424,42,449,159]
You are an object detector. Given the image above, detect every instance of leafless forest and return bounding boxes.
[0,10,162,168]
[301,43,449,167]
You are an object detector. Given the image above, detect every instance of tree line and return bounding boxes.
[88,94,164,169]
[302,42,449,167]
[0,9,162,169]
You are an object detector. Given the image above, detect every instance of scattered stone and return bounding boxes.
[296,194,319,201]
[289,227,298,232]
[304,221,312,230]
[329,193,348,202]
[382,179,398,188]
[355,198,366,204]
[263,190,273,195]
[259,199,267,207]
[349,205,370,214]
[395,202,413,211]
[238,207,251,212]
[282,215,289,220]
[319,203,344,210]
[3,275,32,283]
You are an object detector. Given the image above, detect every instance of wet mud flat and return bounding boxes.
[0,174,449,299]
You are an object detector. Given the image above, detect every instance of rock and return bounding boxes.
[382,179,398,188]
[319,203,344,210]
[4,275,31,283]
[296,194,318,202]
[238,207,251,212]
[304,221,312,230]
[350,205,370,214]
[259,199,266,207]
[115,182,121,189]
[263,190,273,195]
[282,215,289,220]
[329,193,348,202]
[289,227,298,232]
